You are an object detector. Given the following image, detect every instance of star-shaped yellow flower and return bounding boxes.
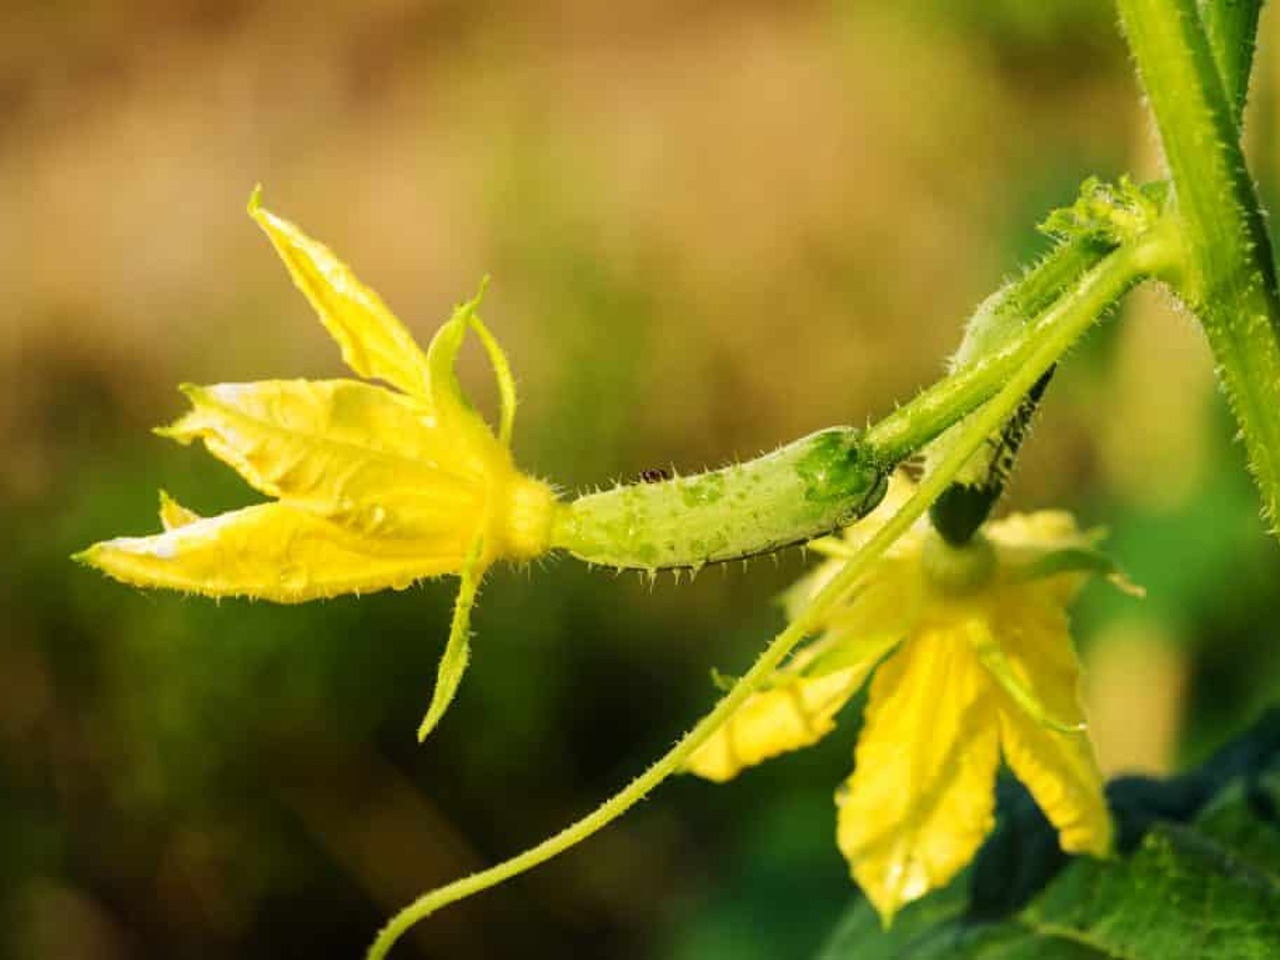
[686,476,1124,923]
[76,189,557,739]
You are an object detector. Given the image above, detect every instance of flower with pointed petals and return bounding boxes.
[686,475,1131,923]
[76,190,557,740]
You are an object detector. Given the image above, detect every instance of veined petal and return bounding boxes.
[685,667,868,783]
[990,592,1112,857]
[159,379,499,538]
[961,618,1084,734]
[776,557,920,697]
[999,707,1112,858]
[837,631,1000,924]
[75,502,470,603]
[783,553,919,623]
[249,190,432,398]
[987,591,1088,731]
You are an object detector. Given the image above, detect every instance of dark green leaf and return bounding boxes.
[1020,822,1280,958]
[817,708,1280,959]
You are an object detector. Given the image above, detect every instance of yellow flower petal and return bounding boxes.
[986,510,1082,549]
[990,591,1112,856]
[988,510,1097,605]
[992,511,1142,601]
[158,490,201,530]
[249,190,432,397]
[685,667,868,783]
[76,502,470,603]
[691,554,913,783]
[961,617,1085,734]
[999,708,1112,857]
[820,559,921,637]
[159,379,497,539]
[780,554,846,621]
[784,545,921,621]
[836,631,1000,924]
[987,590,1088,729]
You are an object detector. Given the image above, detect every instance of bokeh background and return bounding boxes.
[4,2,1280,957]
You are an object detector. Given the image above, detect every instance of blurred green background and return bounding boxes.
[4,2,1280,957]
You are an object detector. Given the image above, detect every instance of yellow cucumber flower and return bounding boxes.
[76,189,557,740]
[686,476,1128,923]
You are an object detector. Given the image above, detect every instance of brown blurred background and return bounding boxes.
[4,2,1280,958]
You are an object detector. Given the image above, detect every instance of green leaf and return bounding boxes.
[1020,822,1280,958]
[1192,772,1280,876]
[817,709,1280,959]
[817,881,971,960]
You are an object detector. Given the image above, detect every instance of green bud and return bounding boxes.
[1039,175,1170,248]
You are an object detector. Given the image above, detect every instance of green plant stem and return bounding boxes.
[1118,0,1280,530]
[365,232,1175,960]
[950,236,1114,373]
[925,235,1113,544]
[866,233,1166,463]
[1197,0,1262,122]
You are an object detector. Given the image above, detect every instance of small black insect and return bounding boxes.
[639,467,673,484]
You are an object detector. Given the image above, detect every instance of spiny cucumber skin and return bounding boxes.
[551,428,887,571]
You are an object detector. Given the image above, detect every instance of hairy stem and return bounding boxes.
[925,234,1113,543]
[1197,0,1263,122]
[1119,0,1280,531]
[865,232,1165,461]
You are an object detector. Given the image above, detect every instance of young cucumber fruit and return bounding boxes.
[551,428,888,570]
